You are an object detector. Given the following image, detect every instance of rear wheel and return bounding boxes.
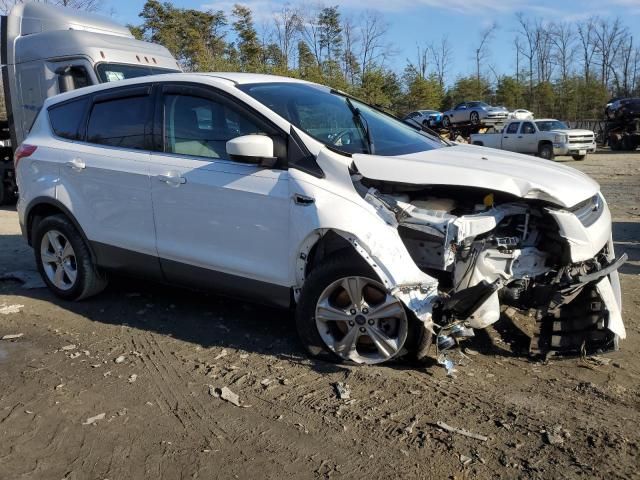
[33,215,107,301]
[572,154,586,161]
[296,252,427,365]
[538,143,554,160]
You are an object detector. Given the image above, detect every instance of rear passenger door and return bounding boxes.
[501,122,521,152]
[55,85,161,277]
[148,83,291,303]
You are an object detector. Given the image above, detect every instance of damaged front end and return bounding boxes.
[353,175,626,359]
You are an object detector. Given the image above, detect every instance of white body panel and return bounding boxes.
[148,153,291,286]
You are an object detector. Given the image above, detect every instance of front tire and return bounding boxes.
[470,111,480,125]
[442,116,451,128]
[538,143,555,160]
[33,215,107,301]
[572,154,586,161]
[296,252,424,365]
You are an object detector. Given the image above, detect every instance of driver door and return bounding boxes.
[148,83,291,303]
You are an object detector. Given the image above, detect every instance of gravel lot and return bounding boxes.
[0,150,639,479]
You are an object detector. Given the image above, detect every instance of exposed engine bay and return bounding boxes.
[353,174,627,358]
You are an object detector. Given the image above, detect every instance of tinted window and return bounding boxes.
[536,120,568,131]
[87,95,150,149]
[49,97,89,140]
[506,122,520,134]
[521,122,535,134]
[163,94,264,159]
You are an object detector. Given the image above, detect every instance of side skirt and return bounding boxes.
[91,241,292,309]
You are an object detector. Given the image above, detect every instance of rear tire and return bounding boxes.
[538,143,554,160]
[296,251,426,365]
[572,154,586,161]
[33,215,107,301]
[442,116,451,128]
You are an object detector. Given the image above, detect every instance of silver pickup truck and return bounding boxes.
[470,119,596,161]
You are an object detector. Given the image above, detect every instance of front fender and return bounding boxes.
[289,148,439,327]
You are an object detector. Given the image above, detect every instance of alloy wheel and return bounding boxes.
[315,276,408,364]
[40,230,77,291]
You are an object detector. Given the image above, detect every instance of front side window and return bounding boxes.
[238,82,443,156]
[96,63,180,83]
[506,122,520,134]
[163,93,264,159]
[521,122,535,134]
[49,96,89,140]
[86,95,150,149]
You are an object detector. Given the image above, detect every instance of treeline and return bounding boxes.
[127,1,640,120]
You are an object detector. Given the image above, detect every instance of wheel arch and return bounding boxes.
[25,197,96,262]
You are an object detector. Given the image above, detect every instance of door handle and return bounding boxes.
[503,136,509,139]
[517,135,523,138]
[65,159,85,170]
[155,174,186,186]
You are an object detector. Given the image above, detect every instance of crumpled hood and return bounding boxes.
[352,144,600,208]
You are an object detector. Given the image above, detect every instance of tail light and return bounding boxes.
[14,144,37,168]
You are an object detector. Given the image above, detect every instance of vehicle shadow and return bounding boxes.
[613,221,640,275]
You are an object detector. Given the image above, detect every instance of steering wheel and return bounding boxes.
[331,129,354,146]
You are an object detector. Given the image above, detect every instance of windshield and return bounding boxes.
[238,82,444,156]
[96,63,180,83]
[535,120,568,131]
[468,102,489,108]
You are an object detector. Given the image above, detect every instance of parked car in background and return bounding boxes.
[16,74,624,366]
[470,119,596,160]
[509,109,534,120]
[404,110,443,128]
[605,97,640,121]
[442,101,509,127]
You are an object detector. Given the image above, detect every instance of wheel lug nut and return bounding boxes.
[359,327,366,333]
[350,309,356,315]
[348,321,355,327]
[368,319,374,325]
[362,308,369,314]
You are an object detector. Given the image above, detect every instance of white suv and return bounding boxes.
[16,73,626,365]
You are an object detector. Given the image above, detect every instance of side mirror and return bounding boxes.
[56,66,74,93]
[226,135,277,167]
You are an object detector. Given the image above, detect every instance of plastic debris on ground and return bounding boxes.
[0,304,24,315]
[333,382,351,400]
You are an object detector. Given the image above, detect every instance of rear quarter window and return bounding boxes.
[48,97,89,140]
[86,95,150,150]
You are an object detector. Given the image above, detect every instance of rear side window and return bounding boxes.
[49,97,89,140]
[87,95,150,149]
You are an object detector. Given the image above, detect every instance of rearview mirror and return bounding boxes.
[226,135,277,167]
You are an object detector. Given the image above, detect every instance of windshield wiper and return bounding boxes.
[333,91,374,155]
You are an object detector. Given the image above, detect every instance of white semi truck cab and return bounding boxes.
[0,2,180,203]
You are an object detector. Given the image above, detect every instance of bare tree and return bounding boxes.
[407,44,428,80]
[593,17,627,87]
[298,4,323,66]
[577,17,598,83]
[273,4,301,68]
[549,21,575,82]
[516,13,538,96]
[534,20,554,83]
[341,15,360,84]
[358,11,391,76]
[475,22,497,89]
[430,35,452,88]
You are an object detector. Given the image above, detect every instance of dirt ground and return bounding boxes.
[0,150,639,480]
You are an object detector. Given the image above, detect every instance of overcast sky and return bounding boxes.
[105,0,640,84]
